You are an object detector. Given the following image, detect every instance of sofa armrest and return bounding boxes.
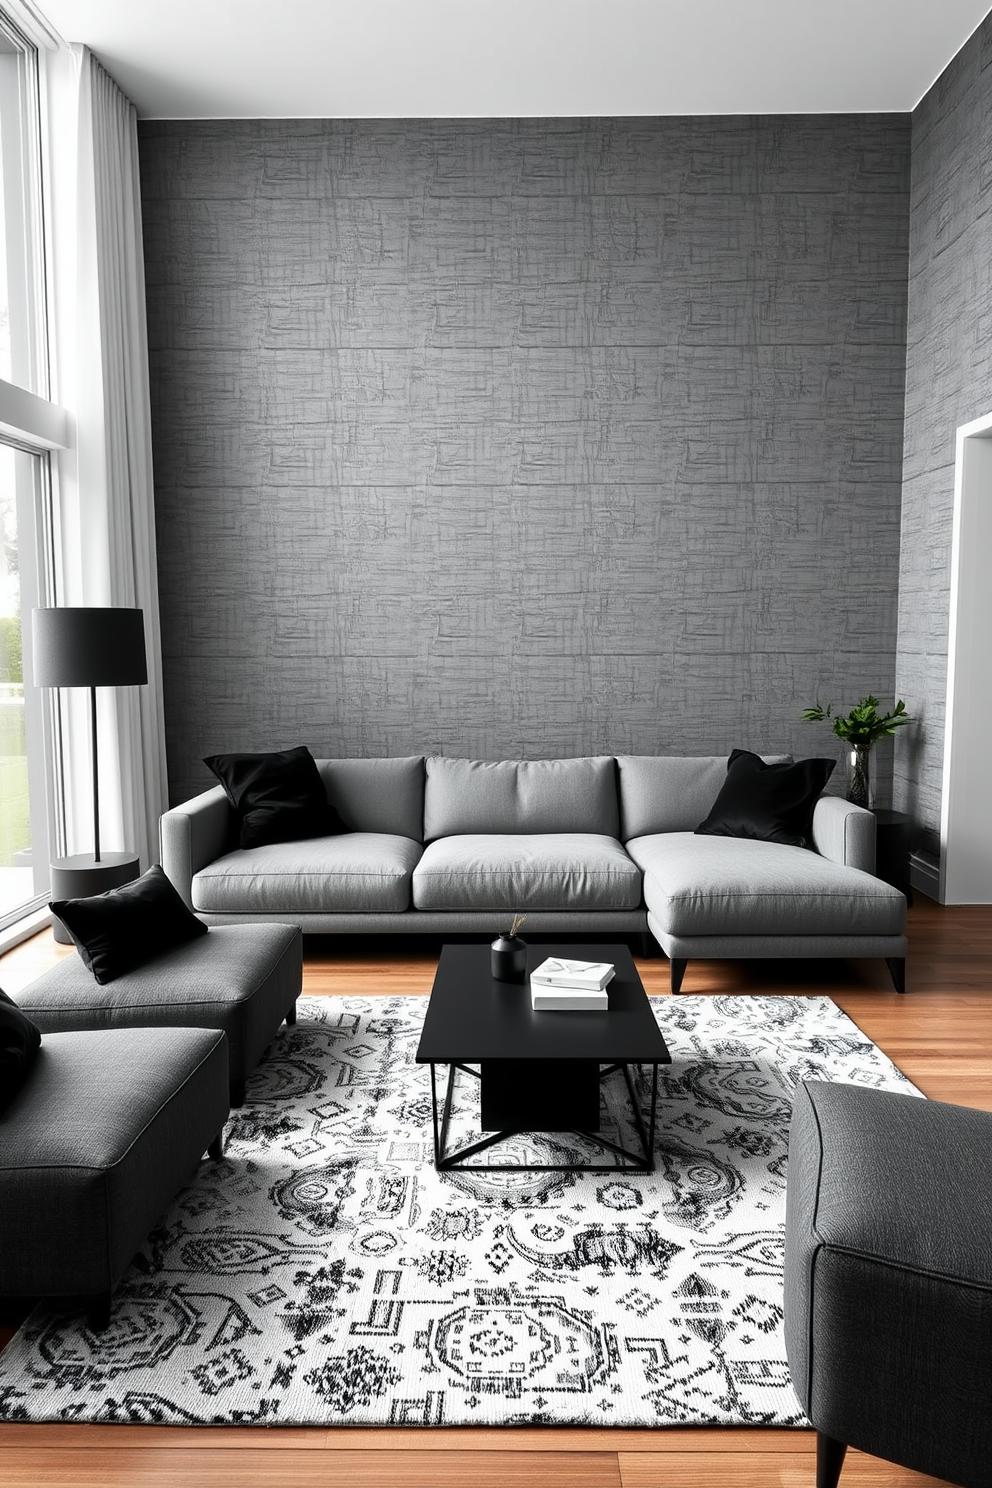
[812,795,876,874]
[160,787,235,909]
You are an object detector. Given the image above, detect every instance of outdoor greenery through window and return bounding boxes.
[0,444,46,922]
[1,446,27,896]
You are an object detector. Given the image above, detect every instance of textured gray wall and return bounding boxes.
[896,14,992,855]
[139,117,911,808]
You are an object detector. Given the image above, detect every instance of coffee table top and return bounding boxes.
[416,942,671,1066]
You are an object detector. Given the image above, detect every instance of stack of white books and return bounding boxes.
[530,957,615,1011]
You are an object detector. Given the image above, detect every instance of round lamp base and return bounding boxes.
[50,854,140,944]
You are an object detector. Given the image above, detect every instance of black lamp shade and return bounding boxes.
[32,608,148,688]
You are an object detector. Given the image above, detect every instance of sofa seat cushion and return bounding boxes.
[627,832,906,937]
[192,833,422,915]
[412,834,643,912]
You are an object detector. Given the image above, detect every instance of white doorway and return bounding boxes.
[940,411,992,903]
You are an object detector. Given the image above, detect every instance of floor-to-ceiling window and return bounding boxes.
[0,444,53,926]
[0,8,63,932]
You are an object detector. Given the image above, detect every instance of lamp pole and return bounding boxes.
[90,684,101,863]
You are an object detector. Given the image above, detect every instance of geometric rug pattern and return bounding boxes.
[0,993,920,1427]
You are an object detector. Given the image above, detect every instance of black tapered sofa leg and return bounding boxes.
[670,958,687,994]
[885,957,906,993]
[87,1292,112,1333]
[816,1431,847,1488]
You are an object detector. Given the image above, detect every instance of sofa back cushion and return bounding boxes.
[316,757,425,841]
[617,754,791,839]
[423,757,619,841]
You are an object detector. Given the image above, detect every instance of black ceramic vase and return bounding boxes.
[491,933,527,983]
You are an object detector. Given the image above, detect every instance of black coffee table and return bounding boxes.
[415,942,671,1173]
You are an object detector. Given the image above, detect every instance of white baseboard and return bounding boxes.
[910,850,941,902]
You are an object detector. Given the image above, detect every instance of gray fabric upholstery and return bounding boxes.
[315,756,425,840]
[193,908,648,933]
[811,794,876,873]
[15,924,301,1093]
[785,1082,992,1488]
[423,757,619,841]
[628,832,906,937]
[160,784,235,908]
[160,755,906,984]
[616,754,791,838]
[160,758,425,909]
[646,913,908,961]
[412,833,642,911]
[192,834,422,915]
[0,1026,229,1299]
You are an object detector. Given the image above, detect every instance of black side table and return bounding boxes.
[872,809,912,905]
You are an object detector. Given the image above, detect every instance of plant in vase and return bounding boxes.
[801,695,912,809]
[491,914,528,983]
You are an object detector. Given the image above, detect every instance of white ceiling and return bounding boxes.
[32,0,992,120]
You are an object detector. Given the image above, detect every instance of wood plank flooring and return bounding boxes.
[1,895,989,1488]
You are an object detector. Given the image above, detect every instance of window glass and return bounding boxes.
[0,10,54,931]
[0,442,50,926]
[0,17,45,395]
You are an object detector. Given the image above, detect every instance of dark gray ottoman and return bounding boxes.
[0,1025,229,1328]
[15,923,302,1106]
[784,1080,992,1488]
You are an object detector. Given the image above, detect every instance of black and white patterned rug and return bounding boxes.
[0,993,919,1428]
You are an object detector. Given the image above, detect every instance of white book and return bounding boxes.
[530,983,609,1012]
[530,957,616,991]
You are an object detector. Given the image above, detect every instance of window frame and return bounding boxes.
[0,3,69,936]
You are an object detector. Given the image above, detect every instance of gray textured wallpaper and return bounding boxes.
[896,14,992,856]
[139,116,910,808]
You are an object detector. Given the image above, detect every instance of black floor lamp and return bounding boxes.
[32,607,148,942]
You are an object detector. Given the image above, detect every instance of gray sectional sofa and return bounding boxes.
[161,754,909,991]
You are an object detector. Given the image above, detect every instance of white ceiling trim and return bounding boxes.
[27,0,992,120]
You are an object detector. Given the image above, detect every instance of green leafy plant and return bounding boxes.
[0,615,22,684]
[801,695,912,746]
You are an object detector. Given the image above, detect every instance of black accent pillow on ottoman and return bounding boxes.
[51,864,208,985]
[203,745,345,849]
[695,749,836,849]
[0,987,42,1109]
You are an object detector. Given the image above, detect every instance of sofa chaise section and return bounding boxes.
[618,757,908,992]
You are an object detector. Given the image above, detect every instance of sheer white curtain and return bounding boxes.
[45,44,167,869]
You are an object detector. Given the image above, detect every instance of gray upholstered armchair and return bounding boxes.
[784,1080,992,1488]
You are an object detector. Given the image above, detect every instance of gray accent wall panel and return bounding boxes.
[897,14,992,854]
[140,117,910,807]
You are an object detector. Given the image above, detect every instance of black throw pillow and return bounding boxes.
[51,864,208,985]
[695,749,836,849]
[203,746,344,849]
[0,988,42,1109]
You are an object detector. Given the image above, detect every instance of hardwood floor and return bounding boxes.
[1,896,989,1488]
